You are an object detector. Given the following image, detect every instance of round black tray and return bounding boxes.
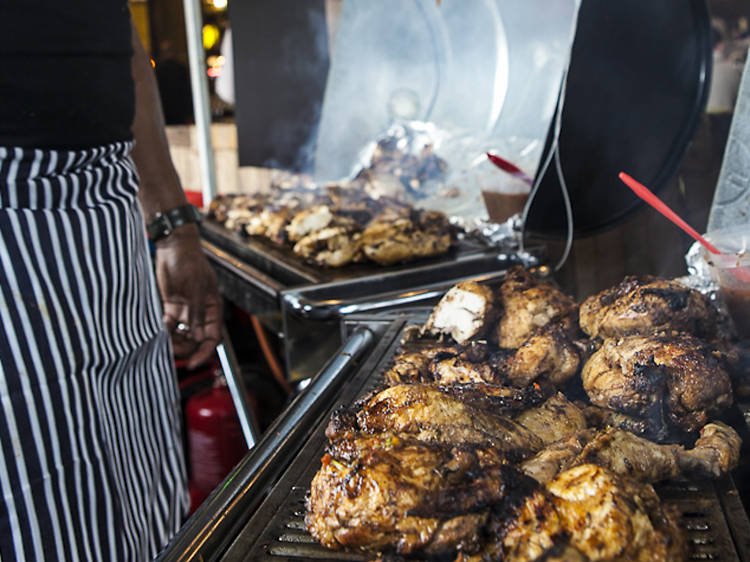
[525,0,712,238]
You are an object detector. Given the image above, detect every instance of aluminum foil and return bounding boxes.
[345,119,534,253]
[680,240,731,322]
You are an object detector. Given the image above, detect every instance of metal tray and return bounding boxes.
[201,219,539,379]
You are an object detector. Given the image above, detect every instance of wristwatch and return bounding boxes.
[146,204,202,242]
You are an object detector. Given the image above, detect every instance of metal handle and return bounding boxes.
[156,326,375,562]
[215,327,261,449]
[282,267,516,320]
[201,239,284,297]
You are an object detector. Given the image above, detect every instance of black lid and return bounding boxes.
[524,0,712,238]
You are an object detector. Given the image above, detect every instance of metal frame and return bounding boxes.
[156,325,378,561]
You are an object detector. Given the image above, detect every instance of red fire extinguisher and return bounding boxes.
[185,374,249,496]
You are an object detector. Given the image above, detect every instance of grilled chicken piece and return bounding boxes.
[582,333,733,436]
[382,347,454,385]
[493,267,578,349]
[504,323,582,388]
[481,488,566,562]
[207,193,268,223]
[580,403,652,437]
[579,275,721,340]
[513,393,588,446]
[431,353,506,385]
[305,434,531,555]
[222,207,258,232]
[520,430,594,484]
[423,281,498,344]
[545,464,687,561]
[522,422,741,485]
[285,205,334,242]
[572,427,683,484]
[361,210,452,265]
[425,331,580,390]
[437,382,546,416]
[244,207,293,244]
[677,421,742,478]
[465,464,686,562]
[292,225,363,267]
[326,384,544,460]
[427,342,508,386]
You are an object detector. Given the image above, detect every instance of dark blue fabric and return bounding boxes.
[0,1,134,148]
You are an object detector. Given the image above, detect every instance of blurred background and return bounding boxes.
[129,0,750,299]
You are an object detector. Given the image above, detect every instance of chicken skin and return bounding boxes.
[521,422,741,485]
[493,266,579,349]
[423,281,498,344]
[306,435,527,555]
[292,224,364,267]
[461,464,687,562]
[326,384,544,460]
[581,332,733,436]
[579,275,721,340]
[361,209,452,265]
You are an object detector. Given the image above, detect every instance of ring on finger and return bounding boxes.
[175,322,191,335]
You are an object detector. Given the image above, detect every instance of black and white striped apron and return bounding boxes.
[0,142,188,560]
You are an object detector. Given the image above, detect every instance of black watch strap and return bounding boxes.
[146,204,202,242]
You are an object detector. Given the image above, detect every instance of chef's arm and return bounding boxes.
[129,22,222,368]
[130,23,194,228]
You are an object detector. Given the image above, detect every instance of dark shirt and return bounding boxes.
[155,58,193,125]
[0,0,135,149]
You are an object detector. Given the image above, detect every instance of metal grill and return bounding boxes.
[214,318,750,562]
[243,480,749,561]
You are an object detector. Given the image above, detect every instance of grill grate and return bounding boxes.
[221,320,750,562]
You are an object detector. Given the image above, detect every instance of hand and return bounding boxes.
[154,226,222,369]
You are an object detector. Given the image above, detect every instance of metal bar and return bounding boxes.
[216,328,261,450]
[182,0,217,206]
[282,267,515,320]
[201,239,285,298]
[156,326,375,562]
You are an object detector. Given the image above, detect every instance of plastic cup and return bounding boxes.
[702,228,750,339]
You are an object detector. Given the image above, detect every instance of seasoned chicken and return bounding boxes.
[222,207,257,232]
[419,332,581,390]
[464,464,687,562]
[292,225,363,267]
[503,323,582,388]
[431,352,506,385]
[423,281,498,344]
[244,207,293,244]
[580,403,652,437]
[572,427,683,483]
[520,429,594,485]
[513,393,588,446]
[326,384,544,460]
[285,205,334,242]
[207,193,268,223]
[382,346,456,385]
[436,382,546,416]
[579,275,721,340]
[677,421,742,479]
[493,266,578,349]
[361,209,452,265]
[582,332,733,436]
[305,434,530,555]
[481,488,566,562]
[544,464,686,561]
[521,422,741,485]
